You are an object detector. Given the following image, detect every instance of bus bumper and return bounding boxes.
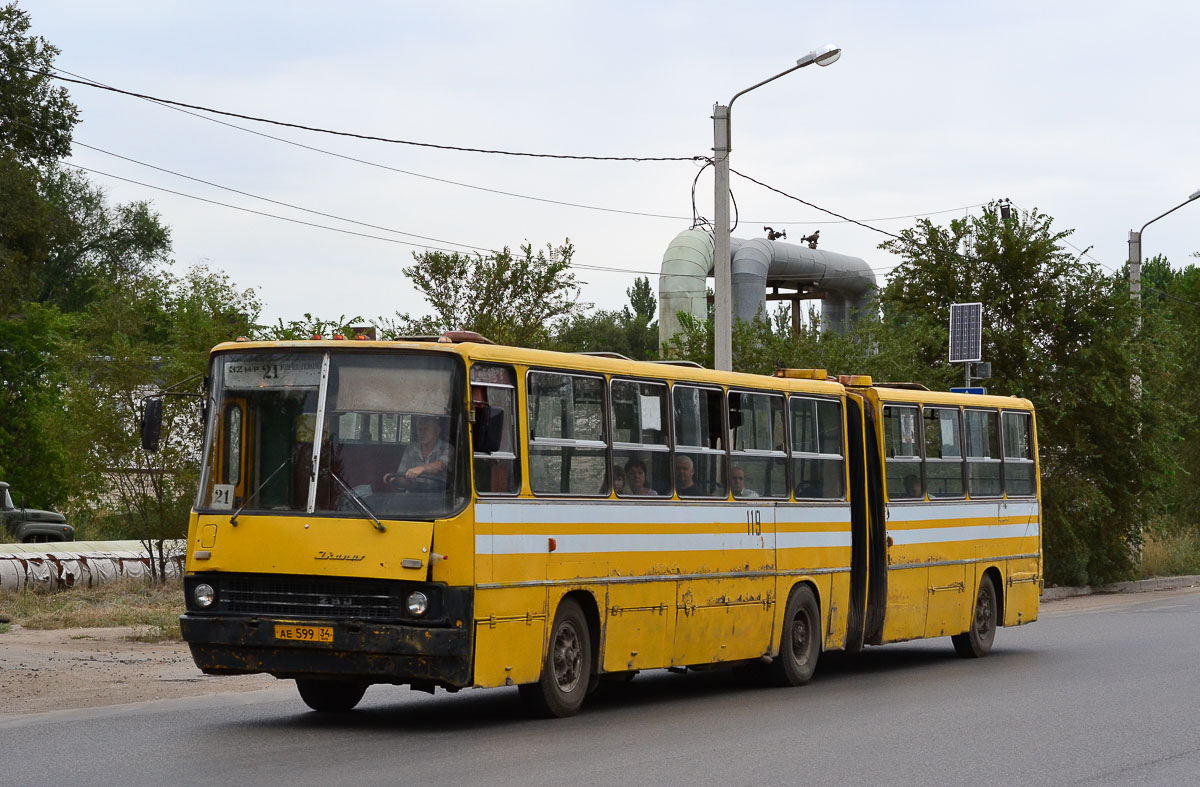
[180,614,472,688]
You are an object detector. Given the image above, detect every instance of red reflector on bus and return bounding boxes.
[548,538,557,552]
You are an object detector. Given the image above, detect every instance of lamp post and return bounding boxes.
[1128,188,1200,307]
[712,45,842,371]
[1127,188,1200,401]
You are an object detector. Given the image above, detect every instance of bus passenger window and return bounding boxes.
[924,407,964,498]
[527,372,607,496]
[471,365,520,495]
[672,385,726,497]
[729,391,787,498]
[789,397,845,500]
[883,405,923,500]
[611,380,670,497]
[965,409,1002,497]
[1002,411,1036,497]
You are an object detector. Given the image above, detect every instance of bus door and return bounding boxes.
[842,393,870,653]
[880,402,928,642]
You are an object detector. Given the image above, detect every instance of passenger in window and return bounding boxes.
[623,459,657,496]
[904,474,922,499]
[675,455,700,496]
[610,465,626,496]
[730,466,759,498]
[384,415,452,490]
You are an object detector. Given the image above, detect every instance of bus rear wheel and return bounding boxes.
[769,586,821,686]
[520,598,591,718]
[953,575,998,658]
[296,678,368,712]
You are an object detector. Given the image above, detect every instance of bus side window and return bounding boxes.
[883,404,923,499]
[611,379,671,498]
[965,408,1002,497]
[527,371,607,496]
[729,390,787,498]
[789,397,845,500]
[924,407,964,499]
[1002,410,1036,497]
[471,364,521,495]
[672,385,727,497]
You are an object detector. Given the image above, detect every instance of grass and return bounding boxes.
[0,577,185,642]
[1139,529,1200,579]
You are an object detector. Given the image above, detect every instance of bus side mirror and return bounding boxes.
[141,397,163,452]
[472,405,505,454]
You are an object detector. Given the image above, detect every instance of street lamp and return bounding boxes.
[713,45,842,371]
[1128,188,1200,306]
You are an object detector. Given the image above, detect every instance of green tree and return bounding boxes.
[0,2,79,166]
[64,265,259,573]
[258,313,366,341]
[1137,255,1200,533]
[0,302,73,508]
[387,240,585,347]
[552,276,659,359]
[0,2,264,563]
[880,201,1178,585]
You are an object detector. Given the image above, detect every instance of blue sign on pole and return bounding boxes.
[950,387,986,395]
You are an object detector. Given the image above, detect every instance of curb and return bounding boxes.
[1042,574,1200,601]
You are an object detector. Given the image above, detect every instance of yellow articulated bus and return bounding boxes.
[174,332,1041,717]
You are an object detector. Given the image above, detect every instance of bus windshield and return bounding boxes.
[197,350,468,521]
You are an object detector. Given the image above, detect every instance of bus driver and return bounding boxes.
[384,415,452,490]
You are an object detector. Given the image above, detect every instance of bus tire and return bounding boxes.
[769,585,821,687]
[953,574,998,658]
[295,678,368,712]
[520,598,591,718]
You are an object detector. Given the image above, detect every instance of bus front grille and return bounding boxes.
[222,576,401,621]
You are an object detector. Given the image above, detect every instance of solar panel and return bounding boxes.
[948,303,982,363]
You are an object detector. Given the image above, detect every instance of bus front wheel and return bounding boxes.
[296,678,368,712]
[952,575,998,658]
[520,598,591,718]
[769,585,821,687]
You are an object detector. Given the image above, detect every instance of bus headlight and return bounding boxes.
[193,583,216,608]
[406,591,429,616]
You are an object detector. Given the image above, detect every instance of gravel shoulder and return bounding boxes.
[0,625,276,716]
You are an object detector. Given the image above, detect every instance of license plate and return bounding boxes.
[274,624,333,643]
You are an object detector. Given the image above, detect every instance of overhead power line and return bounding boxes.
[72,140,492,252]
[51,65,984,228]
[729,167,904,242]
[65,162,471,254]
[1,61,701,163]
[68,160,903,285]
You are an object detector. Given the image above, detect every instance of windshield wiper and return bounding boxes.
[325,469,386,533]
[229,459,290,527]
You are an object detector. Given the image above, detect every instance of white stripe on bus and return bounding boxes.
[478,501,851,526]
[888,521,1040,545]
[480,531,781,555]
[887,500,1038,522]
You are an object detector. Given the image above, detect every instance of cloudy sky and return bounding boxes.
[29,0,1200,326]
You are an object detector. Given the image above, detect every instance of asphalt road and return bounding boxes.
[3,589,1199,786]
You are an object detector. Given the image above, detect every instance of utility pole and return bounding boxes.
[710,46,841,372]
[712,104,732,372]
